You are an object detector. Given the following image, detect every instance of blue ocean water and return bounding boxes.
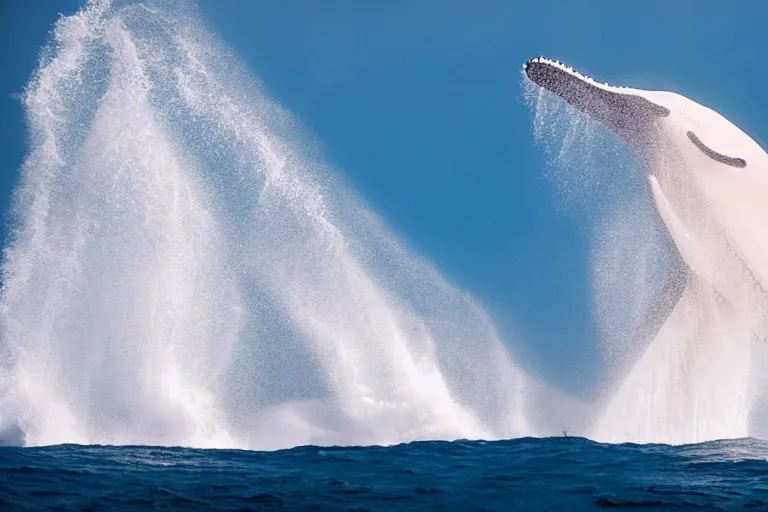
[2,437,768,511]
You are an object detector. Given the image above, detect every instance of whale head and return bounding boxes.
[524,57,768,302]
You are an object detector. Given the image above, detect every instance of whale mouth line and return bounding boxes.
[523,57,669,137]
[686,131,747,168]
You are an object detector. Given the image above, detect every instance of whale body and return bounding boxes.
[524,57,768,443]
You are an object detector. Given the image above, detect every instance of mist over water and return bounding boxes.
[524,79,768,444]
[0,0,588,450]
[522,81,677,379]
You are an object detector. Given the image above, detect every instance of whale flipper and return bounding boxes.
[647,175,713,284]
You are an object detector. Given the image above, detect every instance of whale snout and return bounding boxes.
[524,58,669,143]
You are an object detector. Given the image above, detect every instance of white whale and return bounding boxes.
[524,57,768,443]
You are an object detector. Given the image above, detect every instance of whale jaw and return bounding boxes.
[523,57,670,145]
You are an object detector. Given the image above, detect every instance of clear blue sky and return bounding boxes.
[2,1,766,394]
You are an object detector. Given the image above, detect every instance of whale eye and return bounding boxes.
[687,131,747,168]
